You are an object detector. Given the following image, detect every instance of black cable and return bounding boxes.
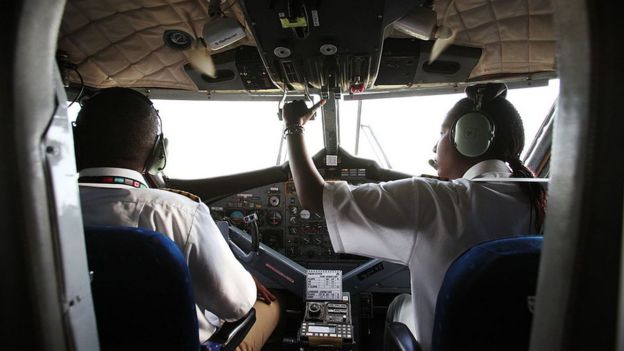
[209,0,237,17]
[208,0,222,17]
[221,0,238,13]
[68,67,84,108]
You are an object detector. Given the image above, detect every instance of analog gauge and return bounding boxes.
[269,195,280,207]
[229,210,244,225]
[267,211,282,226]
[300,209,311,220]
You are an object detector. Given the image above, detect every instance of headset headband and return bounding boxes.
[74,88,167,174]
[465,83,507,110]
[80,87,153,108]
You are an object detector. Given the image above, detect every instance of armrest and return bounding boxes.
[386,322,422,351]
[206,308,256,351]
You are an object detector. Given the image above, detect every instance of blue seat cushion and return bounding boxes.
[85,226,199,351]
[432,236,542,351]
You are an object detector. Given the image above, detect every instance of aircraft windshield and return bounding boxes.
[68,80,558,179]
[339,79,559,176]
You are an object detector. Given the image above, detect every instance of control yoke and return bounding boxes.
[243,213,260,253]
[228,213,261,263]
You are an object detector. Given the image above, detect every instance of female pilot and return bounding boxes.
[284,83,546,350]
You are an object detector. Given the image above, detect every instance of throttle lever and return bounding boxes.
[243,213,261,254]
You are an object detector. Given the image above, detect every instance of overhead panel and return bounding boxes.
[239,0,391,94]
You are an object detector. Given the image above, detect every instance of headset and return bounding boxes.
[450,83,507,158]
[145,115,168,175]
[73,88,168,175]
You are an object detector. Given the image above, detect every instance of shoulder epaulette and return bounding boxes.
[161,188,202,202]
[419,174,450,181]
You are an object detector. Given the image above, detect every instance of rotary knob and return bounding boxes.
[308,302,322,317]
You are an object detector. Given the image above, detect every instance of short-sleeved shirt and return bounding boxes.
[323,160,534,350]
[79,167,256,342]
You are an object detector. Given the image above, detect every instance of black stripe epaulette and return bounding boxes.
[161,188,202,202]
[419,174,450,181]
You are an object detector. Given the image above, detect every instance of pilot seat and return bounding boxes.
[386,236,543,351]
[84,226,256,351]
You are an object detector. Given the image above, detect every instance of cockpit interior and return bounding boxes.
[58,0,556,350]
[8,0,624,350]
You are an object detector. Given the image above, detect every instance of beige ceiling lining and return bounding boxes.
[59,0,255,90]
[58,0,556,91]
[435,0,555,79]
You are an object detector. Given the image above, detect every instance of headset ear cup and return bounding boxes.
[452,112,495,157]
[160,137,168,171]
[145,134,167,175]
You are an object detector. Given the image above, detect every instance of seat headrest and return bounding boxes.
[84,226,199,351]
[432,236,542,351]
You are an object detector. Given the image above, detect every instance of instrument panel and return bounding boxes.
[208,179,367,266]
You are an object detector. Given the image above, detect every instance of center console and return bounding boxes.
[300,296,354,349]
[298,270,355,350]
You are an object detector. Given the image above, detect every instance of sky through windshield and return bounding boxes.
[67,80,559,179]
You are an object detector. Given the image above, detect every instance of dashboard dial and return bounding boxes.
[299,209,311,220]
[268,195,280,207]
[289,206,299,215]
[266,211,282,226]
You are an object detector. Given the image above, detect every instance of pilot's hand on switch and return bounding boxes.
[253,276,276,305]
[283,99,326,127]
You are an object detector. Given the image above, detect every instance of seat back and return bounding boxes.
[84,226,199,351]
[432,236,542,351]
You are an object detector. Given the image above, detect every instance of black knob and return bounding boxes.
[308,303,322,317]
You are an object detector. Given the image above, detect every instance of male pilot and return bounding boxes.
[74,87,279,351]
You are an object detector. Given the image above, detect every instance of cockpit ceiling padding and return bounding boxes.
[58,0,255,91]
[58,0,555,91]
[434,0,555,79]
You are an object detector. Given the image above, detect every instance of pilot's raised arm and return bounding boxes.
[283,99,327,214]
[284,83,546,351]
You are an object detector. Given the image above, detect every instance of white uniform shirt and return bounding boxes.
[78,167,256,342]
[323,160,534,351]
